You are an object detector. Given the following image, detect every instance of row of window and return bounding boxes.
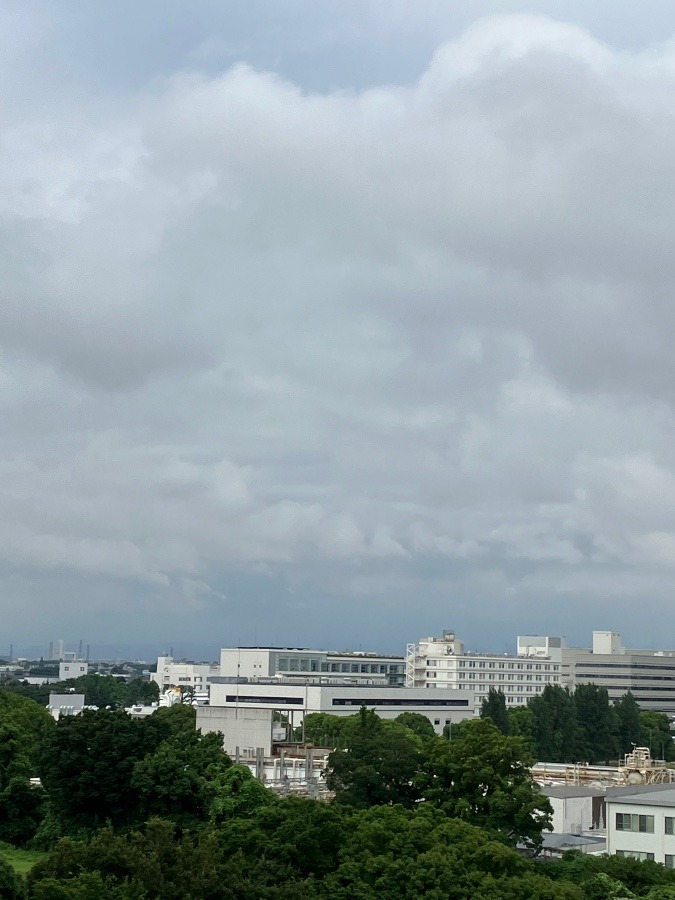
[615,813,654,833]
[276,657,402,675]
[617,851,655,862]
[451,661,558,671]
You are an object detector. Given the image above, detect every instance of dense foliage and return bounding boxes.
[3,675,158,710]
[480,685,675,764]
[1,689,675,897]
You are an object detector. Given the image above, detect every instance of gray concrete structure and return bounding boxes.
[561,631,675,713]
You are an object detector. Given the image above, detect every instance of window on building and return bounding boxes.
[427,660,437,667]
[289,658,299,672]
[616,850,655,862]
[666,855,675,869]
[434,719,440,725]
[666,817,674,835]
[300,658,310,672]
[615,813,654,833]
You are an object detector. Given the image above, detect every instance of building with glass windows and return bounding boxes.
[219,646,405,686]
[561,631,675,714]
[606,786,675,865]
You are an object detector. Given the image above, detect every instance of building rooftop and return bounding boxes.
[540,785,608,799]
[606,786,675,807]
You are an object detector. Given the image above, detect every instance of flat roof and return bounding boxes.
[607,786,675,807]
[541,785,607,799]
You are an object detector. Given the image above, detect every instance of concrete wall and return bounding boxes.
[196,705,273,756]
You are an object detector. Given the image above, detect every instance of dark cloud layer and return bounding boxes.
[3,5,675,657]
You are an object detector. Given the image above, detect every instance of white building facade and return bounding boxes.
[200,680,475,756]
[406,631,562,713]
[606,786,675,865]
[219,647,405,686]
[151,656,216,695]
[59,661,88,681]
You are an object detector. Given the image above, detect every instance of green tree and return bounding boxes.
[131,729,231,824]
[394,712,437,742]
[480,688,510,735]
[38,709,161,829]
[419,717,552,852]
[573,683,618,763]
[0,694,53,845]
[209,764,276,823]
[326,707,422,809]
[639,711,675,761]
[615,692,641,757]
[299,713,349,747]
[508,705,535,753]
[529,685,583,762]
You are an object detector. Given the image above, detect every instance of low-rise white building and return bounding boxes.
[47,693,85,720]
[59,661,88,681]
[219,647,405,686]
[200,680,475,756]
[151,656,216,695]
[606,785,675,865]
[406,631,562,713]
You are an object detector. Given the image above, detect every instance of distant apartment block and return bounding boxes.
[406,631,562,713]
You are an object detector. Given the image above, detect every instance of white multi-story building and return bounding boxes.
[561,631,675,713]
[219,647,405,686]
[151,655,217,695]
[406,631,563,713]
[606,785,675,865]
[59,661,88,681]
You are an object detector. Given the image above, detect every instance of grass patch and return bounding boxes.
[0,843,46,875]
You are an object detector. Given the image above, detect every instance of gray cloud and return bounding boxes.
[3,9,675,654]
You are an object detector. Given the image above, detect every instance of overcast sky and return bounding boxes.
[4,2,675,660]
